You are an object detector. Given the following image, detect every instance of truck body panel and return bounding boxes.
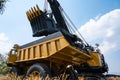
[8,32,94,66]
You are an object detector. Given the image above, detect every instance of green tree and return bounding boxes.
[0,0,8,14]
[0,54,10,75]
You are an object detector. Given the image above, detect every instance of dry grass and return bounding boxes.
[0,74,120,80]
[105,76,120,80]
[0,74,68,80]
[0,74,7,80]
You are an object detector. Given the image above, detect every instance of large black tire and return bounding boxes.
[9,67,23,75]
[9,67,18,75]
[8,67,24,79]
[26,63,51,79]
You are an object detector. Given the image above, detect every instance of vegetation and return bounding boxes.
[0,0,8,14]
[0,74,120,80]
[5,74,68,80]
[0,54,10,75]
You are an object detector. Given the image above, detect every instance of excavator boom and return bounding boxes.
[7,0,110,79]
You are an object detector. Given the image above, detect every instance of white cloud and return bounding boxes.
[106,28,114,38]
[78,9,120,54]
[0,33,12,54]
[99,41,116,54]
[0,33,9,41]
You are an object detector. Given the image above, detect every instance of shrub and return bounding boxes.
[0,54,10,75]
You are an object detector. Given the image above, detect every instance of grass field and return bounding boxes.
[0,74,120,80]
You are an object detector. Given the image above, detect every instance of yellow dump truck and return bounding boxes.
[7,0,108,80]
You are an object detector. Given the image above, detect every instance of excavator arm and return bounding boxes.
[26,0,108,74]
[47,0,70,33]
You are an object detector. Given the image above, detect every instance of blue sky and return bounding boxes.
[0,0,120,74]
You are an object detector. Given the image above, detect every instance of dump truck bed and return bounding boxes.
[8,32,91,66]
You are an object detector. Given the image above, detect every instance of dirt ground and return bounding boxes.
[0,74,7,80]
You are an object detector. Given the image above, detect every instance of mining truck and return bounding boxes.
[7,0,109,79]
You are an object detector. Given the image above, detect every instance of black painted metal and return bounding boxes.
[47,0,70,33]
[30,11,58,37]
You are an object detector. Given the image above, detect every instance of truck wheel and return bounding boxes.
[8,67,18,79]
[26,63,51,79]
